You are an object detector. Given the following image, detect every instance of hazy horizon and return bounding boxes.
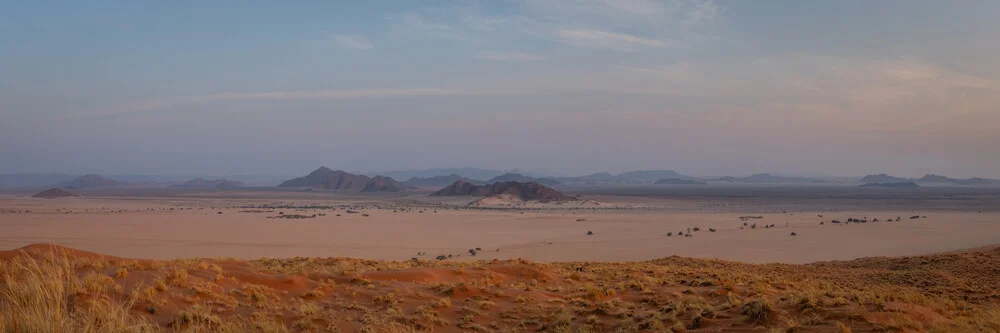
[3,1,999,178]
[0,166,991,182]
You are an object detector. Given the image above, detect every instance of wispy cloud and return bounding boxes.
[77,89,459,119]
[329,34,373,50]
[555,29,669,51]
[522,0,674,24]
[388,12,469,41]
[682,0,718,25]
[614,56,1000,131]
[475,51,544,62]
[385,0,715,51]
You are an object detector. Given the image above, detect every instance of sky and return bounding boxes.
[2,0,999,178]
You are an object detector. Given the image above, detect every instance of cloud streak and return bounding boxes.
[555,29,669,51]
[475,51,544,62]
[76,89,459,119]
[329,34,374,50]
[385,0,714,52]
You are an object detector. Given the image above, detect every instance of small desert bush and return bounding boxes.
[741,298,773,324]
[835,321,852,333]
[82,271,117,294]
[171,305,223,330]
[358,310,419,333]
[431,297,452,308]
[238,284,279,308]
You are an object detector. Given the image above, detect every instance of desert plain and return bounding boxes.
[2,185,1000,332]
[2,185,999,263]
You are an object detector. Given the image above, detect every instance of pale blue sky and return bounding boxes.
[2,1,999,177]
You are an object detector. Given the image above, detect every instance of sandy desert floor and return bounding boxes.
[3,187,1000,332]
[2,187,999,264]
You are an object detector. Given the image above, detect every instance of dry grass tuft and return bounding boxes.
[4,243,1000,332]
[0,250,153,332]
[741,298,773,324]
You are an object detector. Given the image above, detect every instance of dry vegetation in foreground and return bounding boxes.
[2,244,1000,332]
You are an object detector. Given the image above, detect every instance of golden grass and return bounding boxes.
[3,244,1000,332]
[0,249,153,332]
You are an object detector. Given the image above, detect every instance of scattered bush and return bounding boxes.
[741,299,772,324]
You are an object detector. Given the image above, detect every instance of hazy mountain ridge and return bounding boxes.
[654,178,707,185]
[615,170,694,182]
[486,173,563,186]
[860,182,920,188]
[711,173,828,184]
[556,170,694,184]
[57,174,122,189]
[860,173,912,183]
[404,174,485,187]
[374,168,550,182]
[173,178,245,189]
[860,173,999,186]
[917,174,999,185]
[2,170,997,189]
[278,167,406,192]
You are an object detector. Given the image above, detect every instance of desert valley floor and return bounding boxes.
[2,186,1000,263]
[2,185,1000,332]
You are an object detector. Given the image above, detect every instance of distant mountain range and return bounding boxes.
[555,170,695,184]
[57,174,122,189]
[654,178,706,185]
[860,182,920,188]
[486,173,562,186]
[172,178,245,189]
[917,174,1000,185]
[404,174,485,187]
[860,174,911,183]
[953,178,1000,185]
[2,169,997,189]
[616,170,694,182]
[0,173,291,187]
[860,173,999,186]
[567,172,617,182]
[712,173,828,184]
[278,167,407,192]
[374,168,551,183]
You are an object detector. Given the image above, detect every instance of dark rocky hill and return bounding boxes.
[860,174,910,183]
[431,180,574,202]
[32,188,80,199]
[278,167,405,192]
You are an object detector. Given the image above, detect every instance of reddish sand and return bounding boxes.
[3,243,999,332]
